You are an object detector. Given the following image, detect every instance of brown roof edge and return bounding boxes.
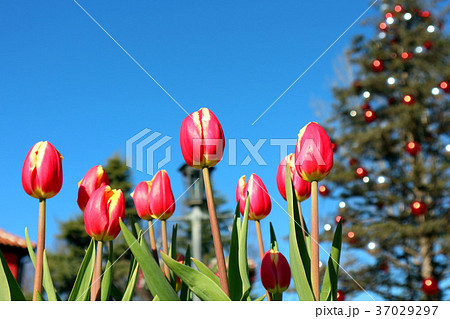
[0,228,37,250]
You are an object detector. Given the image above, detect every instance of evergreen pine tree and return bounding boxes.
[323,0,449,301]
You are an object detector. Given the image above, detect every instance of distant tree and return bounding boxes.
[48,154,138,298]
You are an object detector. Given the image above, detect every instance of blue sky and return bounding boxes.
[1,0,380,300]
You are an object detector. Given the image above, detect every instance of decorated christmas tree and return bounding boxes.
[323,0,449,301]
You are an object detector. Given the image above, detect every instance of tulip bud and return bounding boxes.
[77,165,110,212]
[175,254,185,292]
[276,153,311,202]
[260,249,291,295]
[295,122,333,182]
[236,174,271,220]
[180,107,225,169]
[148,170,175,220]
[84,185,125,241]
[130,181,153,220]
[22,141,63,199]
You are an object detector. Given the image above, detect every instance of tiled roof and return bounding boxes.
[0,228,36,249]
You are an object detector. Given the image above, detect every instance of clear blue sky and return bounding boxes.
[1,0,379,300]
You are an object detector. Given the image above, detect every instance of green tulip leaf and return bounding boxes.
[191,258,220,287]
[122,231,146,301]
[68,238,96,301]
[121,256,139,301]
[228,201,242,301]
[269,222,278,252]
[0,250,26,301]
[152,294,160,301]
[253,294,267,301]
[25,228,60,301]
[111,283,123,301]
[238,196,251,301]
[179,245,192,301]
[161,253,230,301]
[320,220,343,301]
[101,241,114,301]
[285,164,315,301]
[119,219,179,301]
[169,224,178,290]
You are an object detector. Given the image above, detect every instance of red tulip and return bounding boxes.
[260,249,291,294]
[295,122,333,182]
[77,165,110,212]
[276,154,311,202]
[236,174,271,220]
[84,185,125,241]
[130,181,152,220]
[148,170,175,220]
[336,290,345,301]
[22,141,63,199]
[180,107,225,169]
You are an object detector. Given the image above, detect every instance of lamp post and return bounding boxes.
[178,164,212,262]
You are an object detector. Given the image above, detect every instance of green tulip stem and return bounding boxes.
[91,240,103,301]
[148,220,160,266]
[161,220,170,280]
[255,220,272,301]
[202,167,230,297]
[297,201,307,242]
[311,181,320,301]
[32,198,46,301]
[272,293,283,301]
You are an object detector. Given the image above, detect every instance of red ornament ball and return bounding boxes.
[379,22,388,31]
[405,141,421,156]
[385,12,393,19]
[423,40,433,50]
[394,5,403,13]
[401,52,413,60]
[419,10,430,18]
[379,260,389,272]
[403,94,415,105]
[349,158,359,166]
[422,278,439,295]
[336,290,345,301]
[331,142,338,152]
[439,81,449,93]
[335,215,345,224]
[364,110,377,123]
[319,185,330,197]
[411,201,427,216]
[372,59,384,72]
[361,103,371,110]
[356,167,368,178]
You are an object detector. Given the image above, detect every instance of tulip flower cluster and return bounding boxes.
[6,107,340,303]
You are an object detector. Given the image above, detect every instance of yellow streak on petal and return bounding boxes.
[107,189,122,219]
[192,110,203,137]
[78,179,83,188]
[36,141,48,169]
[201,107,211,137]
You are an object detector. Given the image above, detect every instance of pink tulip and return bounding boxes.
[84,185,125,241]
[295,122,333,182]
[148,170,175,220]
[77,165,110,212]
[276,153,311,202]
[180,107,225,169]
[22,141,63,199]
[260,249,291,294]
[236,174,271,221]
[130,181,153,220]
